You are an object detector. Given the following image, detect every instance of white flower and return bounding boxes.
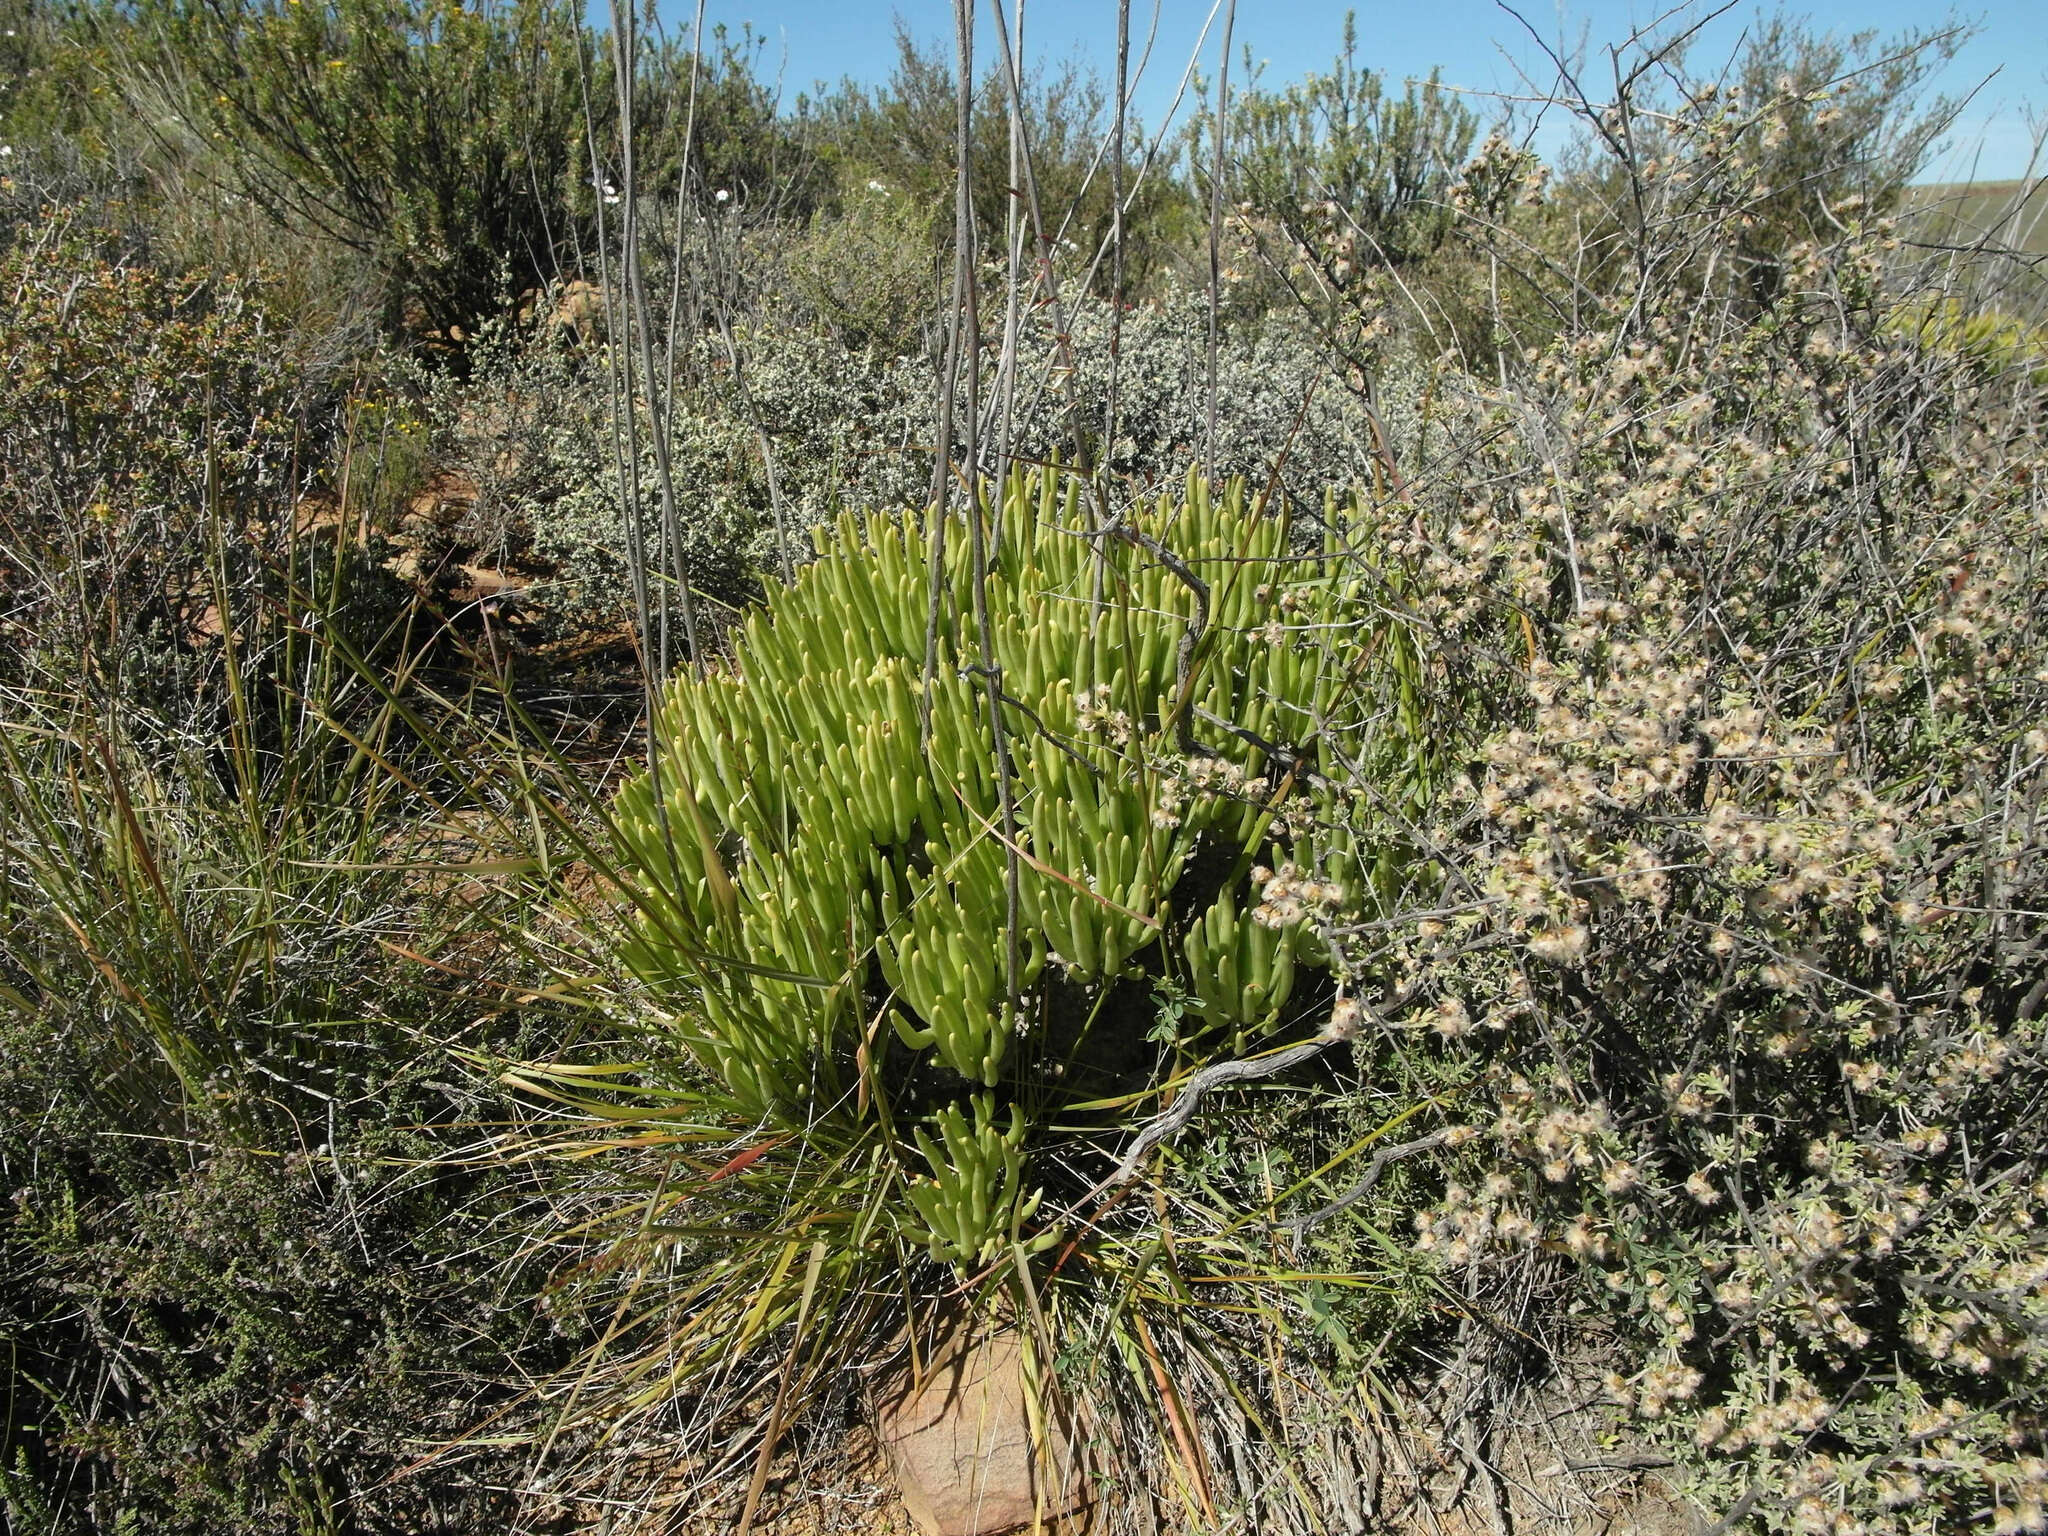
[866,178,887,193]
[1601,1160,1640,1194]
[600,181,620,206]
[715,187,730,203]
[1432,996,1472,1039]
[1527,923,1589,964]
[0,146,12,159]
[1322,996,1364,1042]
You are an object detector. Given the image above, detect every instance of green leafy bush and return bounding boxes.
[1215,13,1479,272]
[134,0,586,336]
[779,180,940,354]
[10,5,2046,1528]
[810,25,1191,289]
[1890,293,2048,388]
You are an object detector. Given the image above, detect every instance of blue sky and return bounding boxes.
[679,0,2045,182]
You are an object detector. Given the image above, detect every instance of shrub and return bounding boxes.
[1215,12,1480,271]
[779,180,942,354]
[130,0,587,337]
[1889,293,2048,388]
[0,208,578,1533]
[810,24,1191,289]
[0,214,328,698]
[447,273,1396,636]
[0,545,571,1535]
[1287,209,2048,1534]
[1510,16,1963,323]
[416,293,770,626]
[1722,15,1964,306]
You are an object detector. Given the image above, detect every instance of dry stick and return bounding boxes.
[950,0,1023,1031]
[1284,1128,1454,1233]
[1070,0,1196,294]
[1203,0,1236,480]
[672,28,794,588]
[661,0,710,412]
[599,1,657,675]
[990,0,1027,485]
[734,1242,827,1536]
[921,0,978,724]
[1100,1034,1334,1194]
[629,266,707,657]
[982,0,1112,531]
[609,0,700,672]
[999,0,1163,285]
[1072,963,1435,1224]
[1451,1358,1510,1536]
[708,290,796,584]
[1106,0,1131,467]
[652,0,710,645]
[577,24,685,891]
[1134,1309,1218,1524]
[980,0,1168,608]
[576,34,653,685]
[992,0,1207,470]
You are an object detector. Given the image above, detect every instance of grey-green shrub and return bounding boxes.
[1295,215,2048,1536]
[437,274,1418,633]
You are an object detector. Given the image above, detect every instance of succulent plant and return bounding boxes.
[609,467,1426,1269]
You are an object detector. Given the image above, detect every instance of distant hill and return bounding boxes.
[1903,177,2048,257]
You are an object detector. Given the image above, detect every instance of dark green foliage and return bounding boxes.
[630,23,834,222]
[1217,13,1479,269]
[0,0,116,159]
[129,0,588,336]
[0,596,575,1532]
[0,1045,561,1534]
[0,0,47,137]
[808,25,1193,292]
[0,214,573,1536]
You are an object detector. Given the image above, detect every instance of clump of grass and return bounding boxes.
[0,215,597,1531]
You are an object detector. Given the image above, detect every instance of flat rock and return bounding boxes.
[873,1323,1092,1536]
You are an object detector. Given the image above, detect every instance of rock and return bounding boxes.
[548,279,606,346]
[874,1322,1093,1536]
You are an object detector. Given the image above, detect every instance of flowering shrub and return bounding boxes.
[1294,212,2048,1533]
